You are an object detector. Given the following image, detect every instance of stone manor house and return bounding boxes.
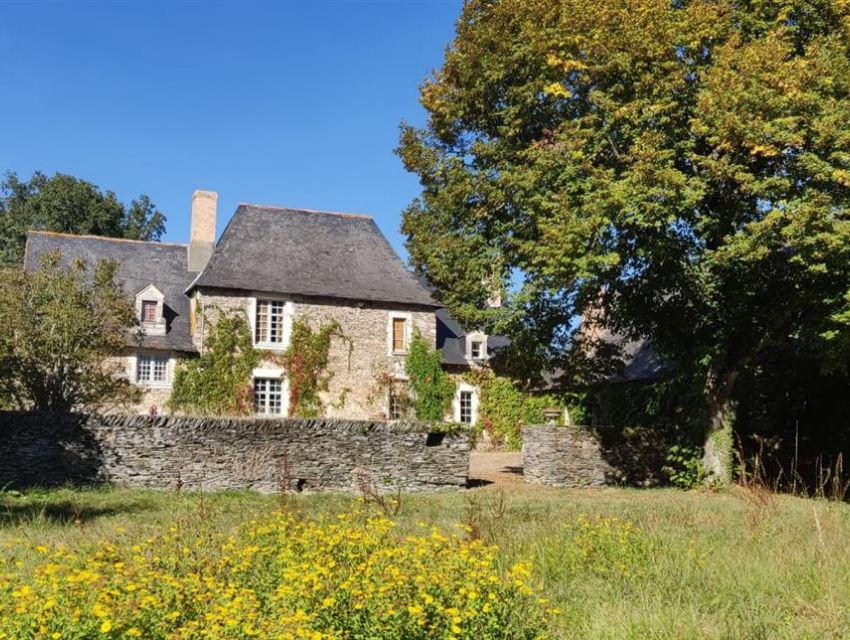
[24,191,497,423]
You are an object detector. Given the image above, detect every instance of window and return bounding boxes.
[392,317,407,353]
[137,354,168,385]
[470,340,483,359]
[254,378,283,415]
[459,390,474,424]
[255,300,285,345]
[388,388,404,420]
[141,300,158,323]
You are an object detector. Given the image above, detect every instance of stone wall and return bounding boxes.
[0,412,469,493]
[522,425,615,487]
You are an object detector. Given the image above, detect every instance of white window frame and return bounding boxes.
[252,368,287,416]
[466,331,488,362]
[387,387,404,420]
[250,297,294,350]
[387,312,412,356]
[134,284,166,336]
[453,381,479,424]
[131,352,173,389]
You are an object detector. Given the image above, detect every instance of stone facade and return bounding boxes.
[0,411,469,493]
[105,351,181,416]
[192,289,436,420]
[523,425,616,487]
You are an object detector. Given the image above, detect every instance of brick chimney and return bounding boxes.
[187,190,217,272]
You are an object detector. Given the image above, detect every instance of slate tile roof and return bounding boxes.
[187,205,438,308]
[24,231,198,353]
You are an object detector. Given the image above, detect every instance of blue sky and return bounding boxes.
[0,1,462,257]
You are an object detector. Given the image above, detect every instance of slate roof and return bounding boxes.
[437,308,511,366]
[24,231,197,353]
[187,205,438,308]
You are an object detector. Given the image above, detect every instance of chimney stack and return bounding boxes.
[188,190,217,272]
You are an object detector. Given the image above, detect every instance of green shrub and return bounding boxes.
[662,444,705,489]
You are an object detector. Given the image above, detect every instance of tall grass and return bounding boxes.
[1,486,849,638]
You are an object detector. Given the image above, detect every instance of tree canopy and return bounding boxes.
[0,253,141,412]
[398,0,850,479]
[0,171,166,267]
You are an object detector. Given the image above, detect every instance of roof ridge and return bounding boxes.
[27,230,187,247]
[239,203,374,220]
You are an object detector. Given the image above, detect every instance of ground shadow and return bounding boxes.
[466,478,494,488]
[0,497,152,527]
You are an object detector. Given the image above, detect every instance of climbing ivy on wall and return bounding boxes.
[169,308,259,416]
[276,318,352,418]
[467,369,586,451]
[406,330,456,421]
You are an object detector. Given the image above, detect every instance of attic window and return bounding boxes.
[470,341,483,359]
[141,300,158,323]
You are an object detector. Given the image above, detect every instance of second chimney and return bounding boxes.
[188,190,217,272]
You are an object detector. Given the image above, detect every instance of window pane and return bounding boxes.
[459,391,473,424]
[141,300,157,323]
[152,357,167,382]
[137,356,151,382]
[388,389,402,420]
[257,300,285,344]
[254,377,283,415]
[471,341,482,358]
[256,302,269,343]
[392,318,406,352]
[269,301,284,343]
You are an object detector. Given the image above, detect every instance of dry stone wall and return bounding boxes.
[0,412,469,493]
[523,425,616,487]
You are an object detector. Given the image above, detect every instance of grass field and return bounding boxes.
[1,484,849,639]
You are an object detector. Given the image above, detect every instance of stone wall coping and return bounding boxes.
[0,411,456,435]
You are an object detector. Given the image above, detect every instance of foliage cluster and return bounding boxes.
[469,370,585,450]
[276,318,352,418]
[0,253,140,412]
[0,171,165,267]
[406,330,456,421]
[169,308,259,416]
[398,0,850,480]
[662,445,706,490]
[0,508,553,639]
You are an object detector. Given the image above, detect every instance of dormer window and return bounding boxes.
[466,331,488,362]
[134,284,167,336]
[141,300,158,324]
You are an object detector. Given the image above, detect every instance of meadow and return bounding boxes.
[1,484,848,639]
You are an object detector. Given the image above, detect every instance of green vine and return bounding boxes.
[467,369,586,450]
[169,307,260,416]
[406,330,456,421]
[275,318,352,417]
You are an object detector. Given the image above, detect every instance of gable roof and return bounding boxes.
[187,204,438,307]
[24,231,197,353]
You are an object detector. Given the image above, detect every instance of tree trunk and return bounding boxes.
[703,371,738,484]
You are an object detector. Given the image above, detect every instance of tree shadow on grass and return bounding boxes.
[0,496,153,527]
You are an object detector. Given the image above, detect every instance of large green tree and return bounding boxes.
[0,171,166,266]
[398,0,850,480]
[0,253,141,412]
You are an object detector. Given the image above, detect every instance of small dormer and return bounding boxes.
[466,331,488,363]
[135,284,167,336]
